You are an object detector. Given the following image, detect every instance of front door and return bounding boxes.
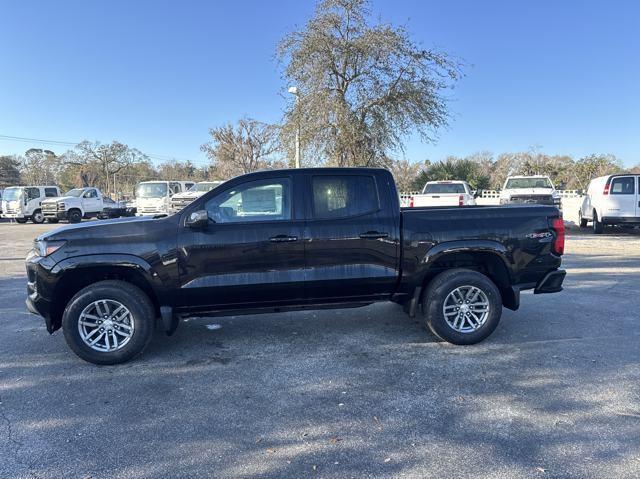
[303,172,400,301]
[176,176,305,311]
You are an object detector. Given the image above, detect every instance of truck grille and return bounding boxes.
[4,207,18,214]
[170,198,194,211]
[42,203,58,212]
[509,195,554,205]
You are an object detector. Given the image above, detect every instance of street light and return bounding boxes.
[288,86,301,168]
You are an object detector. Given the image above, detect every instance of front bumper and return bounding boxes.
[1,212,28,219]
[26,278,55,333]
[43,211,68,220]
[534,269,566,294]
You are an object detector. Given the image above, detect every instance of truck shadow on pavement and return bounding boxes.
[1,257,639,478]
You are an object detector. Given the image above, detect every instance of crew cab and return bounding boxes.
[579,174,640,233]
[41,187,105,223]
[409,180,477,207]
[1,185,61,223]
[500,176,562,208]
[25,168,566,364]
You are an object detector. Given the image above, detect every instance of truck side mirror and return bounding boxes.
[474,190,482,199]
[186,210,210,228]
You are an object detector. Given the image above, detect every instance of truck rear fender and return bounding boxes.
[407,241,517,316]
[47,254,162,332]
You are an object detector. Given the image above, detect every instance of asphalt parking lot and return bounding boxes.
[1,219,639,479]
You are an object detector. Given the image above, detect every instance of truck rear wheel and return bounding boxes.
[422,268,502,345]
[68,209,82,223]
[62,280,156,364]
[579,211,588,228]
[593,210,603,234]
[31,210,45,224]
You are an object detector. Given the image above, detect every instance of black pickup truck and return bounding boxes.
[26,168,566,364]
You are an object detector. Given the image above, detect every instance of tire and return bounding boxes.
[68,209,82,223]
[47,218,59,224]
[62,280,156,365]
[593,210,603,234]
[579,211,588,228]
[31,210,45,224]
[15,218,28,224]
[422,268,502,345]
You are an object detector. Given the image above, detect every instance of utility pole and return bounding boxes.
[288,86,301,168]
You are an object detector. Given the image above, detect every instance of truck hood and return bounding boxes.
[172,191,205,200]
[501,188,556,197]
[41,196,78,204]
[37,215,159,242]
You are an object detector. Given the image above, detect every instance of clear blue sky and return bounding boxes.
[1,0,638,166]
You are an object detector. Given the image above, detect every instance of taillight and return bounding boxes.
[409,196,414,208]
[458,194,464,206]
[603,181,610,195]
[551,218,565,255]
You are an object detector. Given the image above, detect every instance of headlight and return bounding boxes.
[34,240,66,257]
[57,203,66,210]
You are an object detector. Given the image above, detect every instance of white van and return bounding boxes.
[579,174,640,233]
[1,185,61,223]
[134,181,195,216]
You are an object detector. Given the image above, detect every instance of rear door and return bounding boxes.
[303,171,400,301]
[608,176,636,218]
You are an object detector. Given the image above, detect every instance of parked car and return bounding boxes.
[41,187,106,223]
[97,197,137,219]
[170,181,225,212]
[134,181,195,216]
[1,185,61,223]
[499,175,562,208]
[579,174,640,233]
[409,180,477,207]
[26,168,565,364]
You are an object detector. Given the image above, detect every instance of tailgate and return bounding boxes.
[412,194,460,207]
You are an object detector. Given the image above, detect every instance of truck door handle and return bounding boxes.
[359,231,389,239]
[269,235,298,243]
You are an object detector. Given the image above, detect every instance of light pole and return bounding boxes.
[288,86,301,168]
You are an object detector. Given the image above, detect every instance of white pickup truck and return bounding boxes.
[170,180,224,212]
[408,180,477,207]
[499,176,561,208]
[41,187,105,223]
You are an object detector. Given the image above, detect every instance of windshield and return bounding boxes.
[64,189,85,197]
[3,187,22,201]
[136,183,168,198]
[423,183,466,194]
[505,178,553,189]
[190,181,222,192]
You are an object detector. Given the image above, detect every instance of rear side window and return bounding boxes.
[312,175,378,219]
[610,177,635,195]
[423,183,466,194]
[44,188,58,197]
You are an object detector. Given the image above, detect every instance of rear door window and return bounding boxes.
[610,177,635,195]
[311,175,379,219]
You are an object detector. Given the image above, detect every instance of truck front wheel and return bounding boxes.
[68,209,82,223]
[31,210,45,224]
[422,269,502,345]
[62,280,155,364]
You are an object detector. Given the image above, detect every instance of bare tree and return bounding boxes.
[0,155,22,187]
[65,141,148,196]
[19,149,60,185]
[278,0,462,167]
[201,118,281,179]
[387,158,425,192]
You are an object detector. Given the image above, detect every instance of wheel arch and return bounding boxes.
[48,256,160,332]
[407,242,516,316]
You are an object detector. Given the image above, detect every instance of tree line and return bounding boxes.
[0,1,636,196]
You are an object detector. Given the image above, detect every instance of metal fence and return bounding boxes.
[398,189,582,207]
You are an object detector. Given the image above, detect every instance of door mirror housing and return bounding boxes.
[186,210,210,228]
[474,190,482,199]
